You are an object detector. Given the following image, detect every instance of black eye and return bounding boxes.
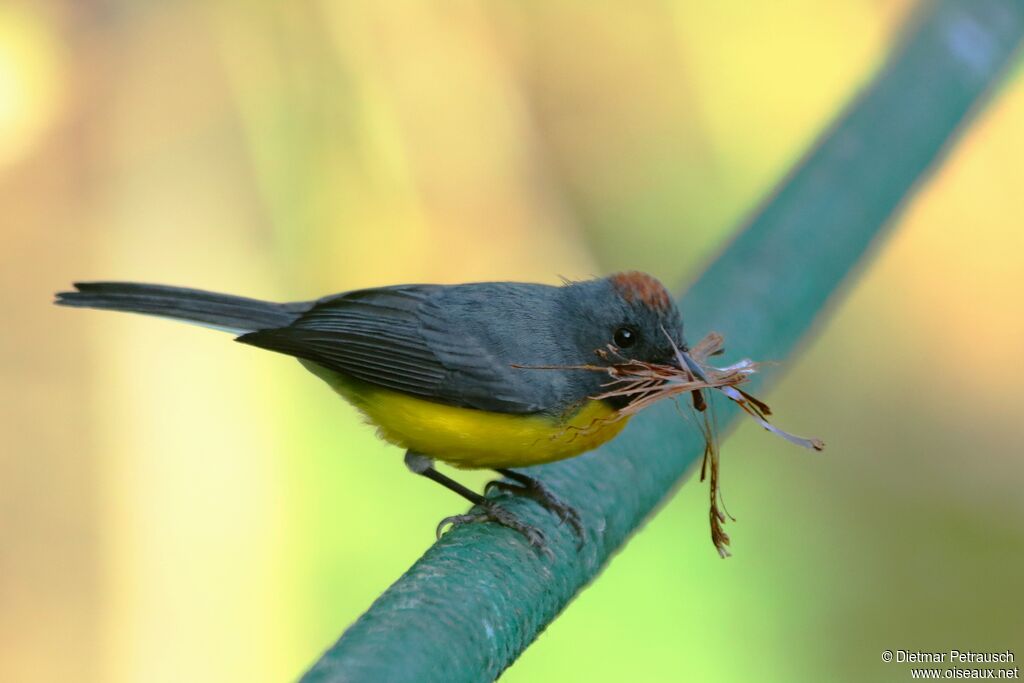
[613,326,639,349]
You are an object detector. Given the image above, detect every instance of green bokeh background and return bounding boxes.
[2,1,1021,681]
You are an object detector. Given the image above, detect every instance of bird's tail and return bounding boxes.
[54,282,307,334]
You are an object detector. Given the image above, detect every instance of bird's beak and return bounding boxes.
[668,343,708,384]
[661,325,709,384]
[680,349,709,384]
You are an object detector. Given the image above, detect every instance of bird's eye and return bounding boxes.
[613,326,639,349]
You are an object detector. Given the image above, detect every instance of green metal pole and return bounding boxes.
[302,2,1024,681]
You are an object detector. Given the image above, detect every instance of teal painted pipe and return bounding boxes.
[303,2,1024,681]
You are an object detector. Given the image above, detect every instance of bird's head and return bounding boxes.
[561,271,695,373]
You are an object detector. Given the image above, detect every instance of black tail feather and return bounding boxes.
[55,282,307,333]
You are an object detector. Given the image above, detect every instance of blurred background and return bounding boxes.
[2,1,1022,681]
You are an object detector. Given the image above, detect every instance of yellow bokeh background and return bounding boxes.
[2,1,1021,681]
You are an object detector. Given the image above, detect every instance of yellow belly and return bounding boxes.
[306,363,630,469]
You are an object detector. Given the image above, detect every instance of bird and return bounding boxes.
[55,272,694,547]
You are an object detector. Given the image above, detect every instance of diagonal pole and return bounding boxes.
[302,3,1024,681]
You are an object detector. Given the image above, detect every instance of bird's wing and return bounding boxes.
[235,285,545,413]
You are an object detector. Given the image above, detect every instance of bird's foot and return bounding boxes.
[436,501,550,555]
[486,474,585,544]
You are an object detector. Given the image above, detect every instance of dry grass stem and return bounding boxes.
[523,331,824,557]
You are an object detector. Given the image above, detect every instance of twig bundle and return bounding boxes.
[535,331,824,557]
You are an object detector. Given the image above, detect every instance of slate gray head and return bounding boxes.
[562,271,687,368]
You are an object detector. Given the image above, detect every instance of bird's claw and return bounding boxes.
[436,502,550,556]
[485,477,585,546]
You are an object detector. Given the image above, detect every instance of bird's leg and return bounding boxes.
[486,468,584,541]
[403,452,547,550]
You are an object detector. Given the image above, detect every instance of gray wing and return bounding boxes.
[235,284,554,413]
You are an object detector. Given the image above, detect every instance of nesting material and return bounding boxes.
[538,331,824,557]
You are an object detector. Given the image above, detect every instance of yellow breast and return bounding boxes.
[306,363,630,469]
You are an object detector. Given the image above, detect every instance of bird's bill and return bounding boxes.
[678,348,710,384]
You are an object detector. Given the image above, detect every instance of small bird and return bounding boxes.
[56,272,695,546]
